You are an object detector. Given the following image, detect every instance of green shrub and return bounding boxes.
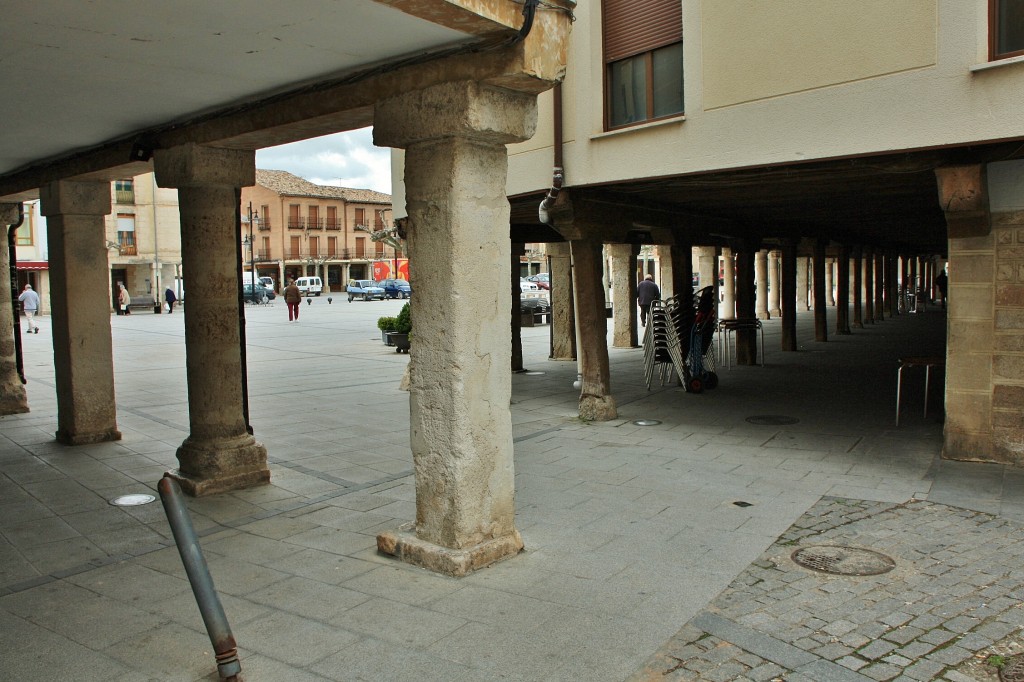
[393,302,412,334]
[377,316,398,332]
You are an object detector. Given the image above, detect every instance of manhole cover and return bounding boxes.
[632,419,662,426]
[1001,655,1024,682]
[791,545,895,576]
[109,494,156,507]
[746,415,799,425]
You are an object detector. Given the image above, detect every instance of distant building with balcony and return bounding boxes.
[107,173,183,311]
[241,170,395,292]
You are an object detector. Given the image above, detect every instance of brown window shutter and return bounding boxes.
[603,0,682,63]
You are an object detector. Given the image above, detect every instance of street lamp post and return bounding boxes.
[247,203,258,287]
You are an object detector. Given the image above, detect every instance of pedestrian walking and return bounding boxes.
[118,283,131,315]
[284,278,301,322]
[935,270,948,310]
[165,287,177,313]
[637,274,661,327]
[18,284,40,334]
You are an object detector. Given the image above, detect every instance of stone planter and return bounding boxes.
[382,330,395,346]
[389,332,410,354]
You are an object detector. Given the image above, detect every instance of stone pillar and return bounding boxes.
[768,250,782,318]
[836,244,851,335]
[852,247,864,329]
[153,144,269,496]
[697,246,716,294]
[720,247,735,319]
[780,239,798,351]
[735,247,758,364]
[372,81,535,575]
[755,249,769,320]
[813,239,828,342]
[825,258,835,306]
[0,204,29,414]
[609,243,638,348]
[874,250,885,322]
[796,255,810,311]
[864,248,875,324]
[572,237,617,421]
[39,181,121,445]
[670,242,693,300]
[548,241,575,360]
[883,252,896,318]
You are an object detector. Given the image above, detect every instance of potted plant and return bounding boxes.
[390,302,412,354]
[377,315,398,345]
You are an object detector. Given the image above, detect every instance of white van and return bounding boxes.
[295,276,323,296]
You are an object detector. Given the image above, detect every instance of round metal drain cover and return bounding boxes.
[746,415,800,425]
[632,419,662,426]
[109,493,156,507]
[791,545,895,576]
[1001,655,1024,682]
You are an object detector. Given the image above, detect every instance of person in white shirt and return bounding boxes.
[18,284,40,334]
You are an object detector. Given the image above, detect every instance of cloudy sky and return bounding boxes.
[255,126,392,194]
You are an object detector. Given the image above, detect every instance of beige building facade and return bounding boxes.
[241,170,394,292]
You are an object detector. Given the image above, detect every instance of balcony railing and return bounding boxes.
[115,189,135,204]
[276,248,376,261]
[325,220,341,231]
[287,218,305,230]
[307,217,323,230]
[257,218,271,231]
[118,244,138,256]
[255,250,273,261]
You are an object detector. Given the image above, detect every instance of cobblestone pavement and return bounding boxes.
[629,497,1024,682]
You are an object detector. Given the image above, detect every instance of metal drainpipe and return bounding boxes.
[7,204,26,384]
[158,476,242,681]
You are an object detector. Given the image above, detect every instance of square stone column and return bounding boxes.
[0,204,29,415]
[39,181,121,444]
[609,243,638,348]
[373,81,537,576]
[547,241,575,360]
[669,242,694,300]
[755,249,769,320]
[154,144,269,496]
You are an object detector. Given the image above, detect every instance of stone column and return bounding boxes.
[874,250,885,322]
[670,242,693,300]
[852,247,864,329]
[735,247,758,364]
[153,144,269,496]
[697,246,716,294]
[780,239,798,351]
[0,204,29,414]
[864,248,875,324]
[39,181,121,445]
[825,258,835,306]
[548,241,575,360]
[883,252,896,318]
[720,247,735,319]
[813,239,828,342]
[768,249,781,318]
[796,255,810,311]
[572,237,617,421]
[372,81,535,575]
[755,249,769,320]
[609,243,638,348]
[836,244,851,335]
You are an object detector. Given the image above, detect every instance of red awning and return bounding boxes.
[16,261,48,270]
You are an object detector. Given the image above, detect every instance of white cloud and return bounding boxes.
[256,127,392,194]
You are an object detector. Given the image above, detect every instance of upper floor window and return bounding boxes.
[991,0,1024,60]
[355,208,366,228]
[604,0,683,130]
[114,179,135,204]
[16,206,34,246]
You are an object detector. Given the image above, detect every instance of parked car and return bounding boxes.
[377,278,412,299]
[520,278,540,292]
[520,297,550,314]
[259,276,275,292]
[295,276,323,296]
[347,279,386,301]
[527,273,550,290]
[243,283,275,304]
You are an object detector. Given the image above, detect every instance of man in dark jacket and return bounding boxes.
[637,274,661,326]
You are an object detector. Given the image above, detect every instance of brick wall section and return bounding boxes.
[945,231,996,462]
[992,214,1024,463]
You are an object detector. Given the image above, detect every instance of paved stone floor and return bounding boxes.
[0,297,1021,681]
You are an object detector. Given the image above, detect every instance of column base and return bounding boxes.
[170,436,270,496]
[579,394,617,421]
[377,523,524,577]
[0,400,29,416]
[56,427,122,445]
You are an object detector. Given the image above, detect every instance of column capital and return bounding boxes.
[39,180,111,217]
[374,81,537,149]
[154,143,255,189]
[0,203,20,226]
[935,164,991,238]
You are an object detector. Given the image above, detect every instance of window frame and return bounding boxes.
[990,0,1024,60]
[605,42,684,131]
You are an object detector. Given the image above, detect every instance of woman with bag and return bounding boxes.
[118,283,131,315]
[165,287,177,313]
